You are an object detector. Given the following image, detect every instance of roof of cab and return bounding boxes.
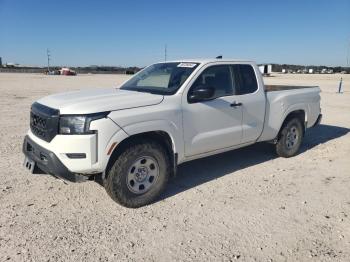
[159,58,254,65]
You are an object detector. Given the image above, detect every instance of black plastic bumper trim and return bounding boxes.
[66,153,86,159]
[22,135,89,182]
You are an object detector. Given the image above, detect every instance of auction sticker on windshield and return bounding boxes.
[177,63,197,68]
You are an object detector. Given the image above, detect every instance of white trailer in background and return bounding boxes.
[259,64,272,76]
[308,69,314,74]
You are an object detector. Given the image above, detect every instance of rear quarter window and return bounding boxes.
[232,64,258,95]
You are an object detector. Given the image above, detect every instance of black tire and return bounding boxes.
[104,141,170,208]
[275,118,304,158]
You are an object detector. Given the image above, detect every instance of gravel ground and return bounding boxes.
[0,72,349,261]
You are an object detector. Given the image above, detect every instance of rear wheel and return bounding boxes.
[104,141,170,208]
[276,118,303,158]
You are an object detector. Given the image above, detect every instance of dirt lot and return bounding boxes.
[0,72,349,261]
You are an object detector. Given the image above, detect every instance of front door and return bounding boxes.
[182,64,243,157]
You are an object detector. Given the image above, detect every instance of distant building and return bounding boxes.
[6,62,16,68]
[0,57,2,67]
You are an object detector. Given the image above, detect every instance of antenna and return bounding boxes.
[47,48,51,72]
[164,44,167,61]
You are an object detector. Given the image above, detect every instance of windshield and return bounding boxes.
[120,62,199,95]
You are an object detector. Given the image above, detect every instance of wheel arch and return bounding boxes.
[104,130,177,179]
[278,109,306,139]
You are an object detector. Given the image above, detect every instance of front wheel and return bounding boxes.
[275,118,304,158]
[104,141,170,208]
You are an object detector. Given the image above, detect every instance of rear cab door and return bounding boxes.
[230,63,266,143]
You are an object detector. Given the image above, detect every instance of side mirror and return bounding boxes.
[189,86,215,103]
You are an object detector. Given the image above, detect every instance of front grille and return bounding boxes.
[30,112,47,138]
[32,114,47,128]
[30,102,59,142]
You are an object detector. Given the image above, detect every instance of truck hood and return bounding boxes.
[37,88,164,114]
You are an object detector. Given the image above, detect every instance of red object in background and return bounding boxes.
[60,68,77,76]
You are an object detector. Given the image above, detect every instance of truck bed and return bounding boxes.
[265,85,318,92]
[258,85,321,142]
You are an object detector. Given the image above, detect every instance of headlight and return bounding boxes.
[59,112,110,134]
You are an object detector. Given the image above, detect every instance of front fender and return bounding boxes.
[101,128,129,171]
[122,120,183,161]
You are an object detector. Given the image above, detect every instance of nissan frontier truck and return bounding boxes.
[23,59,322,207]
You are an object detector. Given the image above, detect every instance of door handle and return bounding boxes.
[230,102,242,107]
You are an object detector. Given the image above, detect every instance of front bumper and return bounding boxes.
[23,135,89,182]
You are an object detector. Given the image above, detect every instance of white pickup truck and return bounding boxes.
[23,59,322,207]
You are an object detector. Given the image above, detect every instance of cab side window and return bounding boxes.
[190,65,234,98]
[232,64,258,95]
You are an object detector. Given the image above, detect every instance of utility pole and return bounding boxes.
[47,48,51,72]
[347,39,350,67]
[164,44,167,62]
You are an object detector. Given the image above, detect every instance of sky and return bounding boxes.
[0,0,349,67]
